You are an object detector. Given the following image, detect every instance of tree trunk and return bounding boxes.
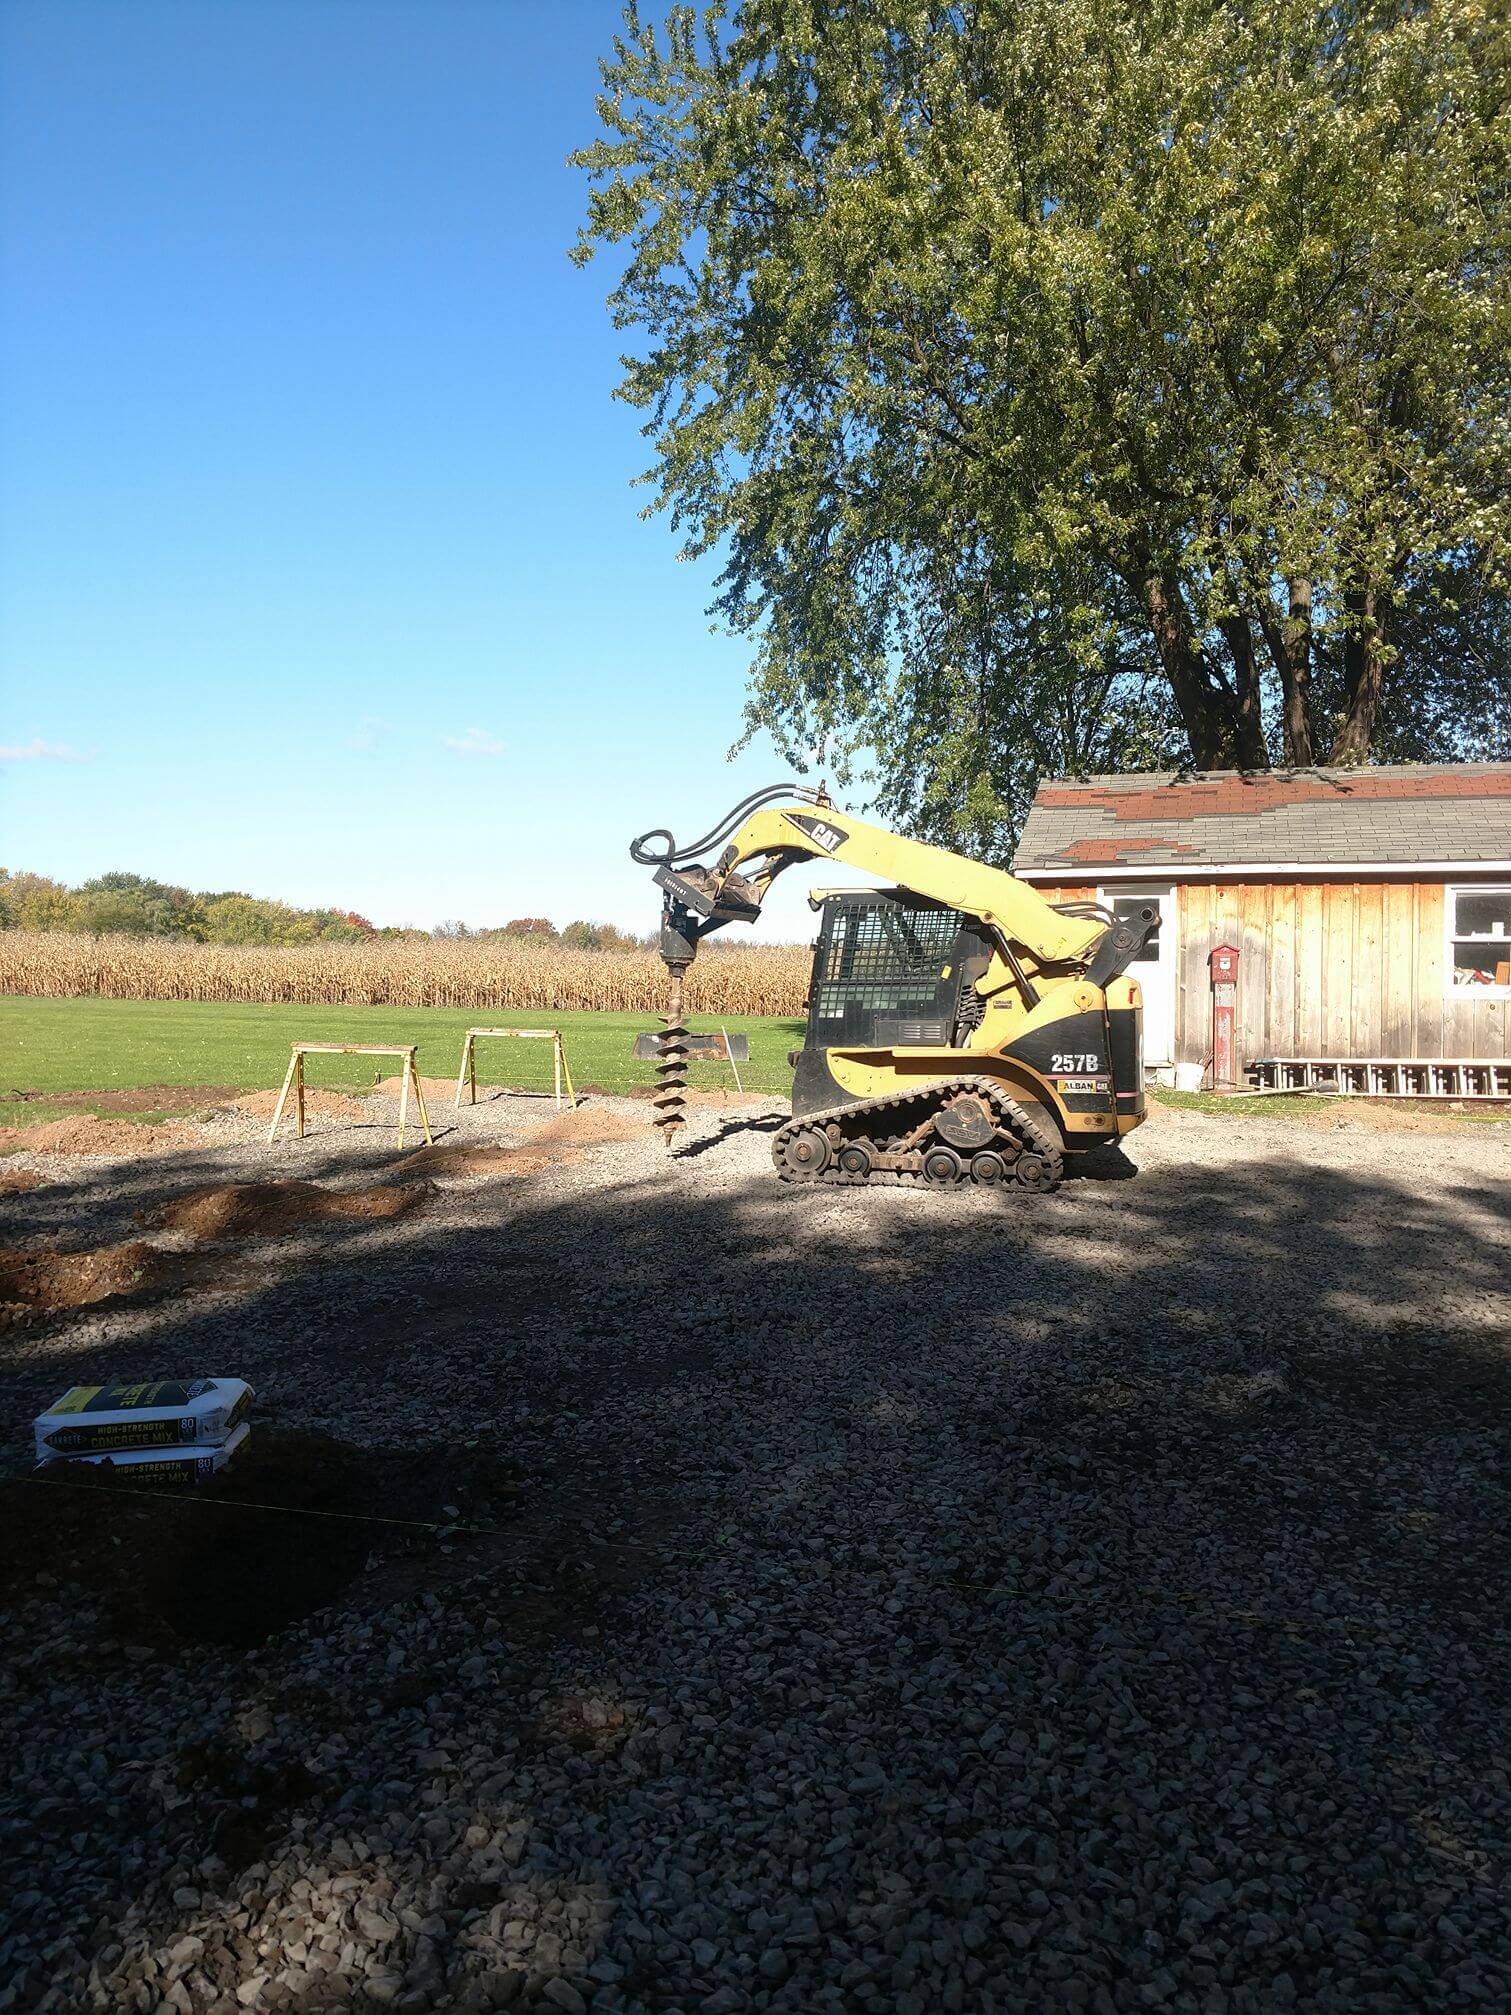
[1331,578,1388,764]
[1254,576,1315,767]
[1217,612,1270,770]
[1141,568,1235,768]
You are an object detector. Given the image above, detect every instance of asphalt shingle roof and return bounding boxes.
[1011,764,1511,874]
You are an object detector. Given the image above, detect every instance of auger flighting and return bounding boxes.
[652,942,691,1149]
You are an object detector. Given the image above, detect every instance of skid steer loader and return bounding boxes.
[630,784,1157,1194]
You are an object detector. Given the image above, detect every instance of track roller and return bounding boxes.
[775,1125,831,1179]
[771,1075,1066,1195]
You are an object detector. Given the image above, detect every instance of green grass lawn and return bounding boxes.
[1150,1087,1329,1119]
[0,997,805,1106]
[1151,1086,1507,1124]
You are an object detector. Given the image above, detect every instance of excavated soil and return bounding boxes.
[531,1105,649,1144]
[229,1087,375,1123]
[388,1105,645,1180]
[146,1179,430,1241]
[0,1167,43,1195]
[0,1115,206,1157]
[1148,1093,1510,1137]
[390,1143,553,1180]
[374,1073,472,1103]
[0,1084,244,1114]
[1300,1097,1510,1135]
[0,1238,193,1320]
[622,1083,771,1109]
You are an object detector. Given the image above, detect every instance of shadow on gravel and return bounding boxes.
[3,1131,1509,2010]
[3,1431,533,1650]
[674,1111,788,1157]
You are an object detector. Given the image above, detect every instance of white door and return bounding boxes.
[1099,882,1176,1068]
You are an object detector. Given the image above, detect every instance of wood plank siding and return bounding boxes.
[1038,877,1511,1064]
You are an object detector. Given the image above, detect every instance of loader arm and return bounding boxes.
[668,799,1104,969]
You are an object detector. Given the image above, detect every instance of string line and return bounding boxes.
[9,1480,1456,1643]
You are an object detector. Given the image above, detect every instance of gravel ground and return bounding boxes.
[1,1091,1509,2014]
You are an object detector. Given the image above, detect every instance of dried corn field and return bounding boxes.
[0,931,809,1016]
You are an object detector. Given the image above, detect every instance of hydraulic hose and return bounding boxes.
[629,782,825,868]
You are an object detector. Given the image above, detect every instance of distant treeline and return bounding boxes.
[0,870,645,951]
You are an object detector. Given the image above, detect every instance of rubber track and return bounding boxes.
[771,1075,1065,1194]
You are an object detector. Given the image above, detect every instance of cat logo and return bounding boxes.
[785,812,847,854]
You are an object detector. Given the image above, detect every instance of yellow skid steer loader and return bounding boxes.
[631,784,1156,1194]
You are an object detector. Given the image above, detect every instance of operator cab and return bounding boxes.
[802,891,994,1051]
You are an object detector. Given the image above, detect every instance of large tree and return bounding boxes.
[574,0,1511,847]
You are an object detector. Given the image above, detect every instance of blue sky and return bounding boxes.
[0,0,838,938]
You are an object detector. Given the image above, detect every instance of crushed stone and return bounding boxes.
[0,1091,1506,2014]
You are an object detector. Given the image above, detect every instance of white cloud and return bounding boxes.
[442,726,507,757]
[0,738,86,763]
[348,715,390,751]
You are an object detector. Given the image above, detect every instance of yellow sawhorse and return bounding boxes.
[454,1028,577,1111]
[268,1042,434,1150]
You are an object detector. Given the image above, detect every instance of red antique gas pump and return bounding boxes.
[1209,943,1240,1090]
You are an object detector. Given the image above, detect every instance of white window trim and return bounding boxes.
[1445,882,1511,1000]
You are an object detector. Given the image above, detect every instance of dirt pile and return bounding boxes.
[532,1105,649,1145]
[623,1084,770,1109]
[1310,1098,1510,1135]
[1149,1092,1508,1137]
[3,1177,431,1322]
[392,1144,552,1180]
[374,1074,464,1103]
[0,1167,43,1195]
[0,1115,204,1157]
[148,1179,429,1241]
[387,1103,646,1184]
[0,1239,190,1321]
[1,1084,242,1115]
[230,1087,373,1122]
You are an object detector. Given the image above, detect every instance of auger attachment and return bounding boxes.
[653,967,691,1149]
[629,784,817,1155]
[652,901,699,1152]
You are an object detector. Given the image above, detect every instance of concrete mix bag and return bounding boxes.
[37,1421,252,1487]
[33,1378,254,1463]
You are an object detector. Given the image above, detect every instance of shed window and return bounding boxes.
[1111,895,1162,964]
[1447,885,1511,994]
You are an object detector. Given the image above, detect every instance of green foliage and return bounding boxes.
[502,917,560,940]
[0,871,81,933]
[1,869,379,945]
[197,895,375,945]
[561,919,641,951]
[75,871,203,939]
[575,0,1511,845]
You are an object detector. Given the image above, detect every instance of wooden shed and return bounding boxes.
[1012,763,1511,1092]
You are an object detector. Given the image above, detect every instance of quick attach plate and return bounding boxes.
[653,864,762,924]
